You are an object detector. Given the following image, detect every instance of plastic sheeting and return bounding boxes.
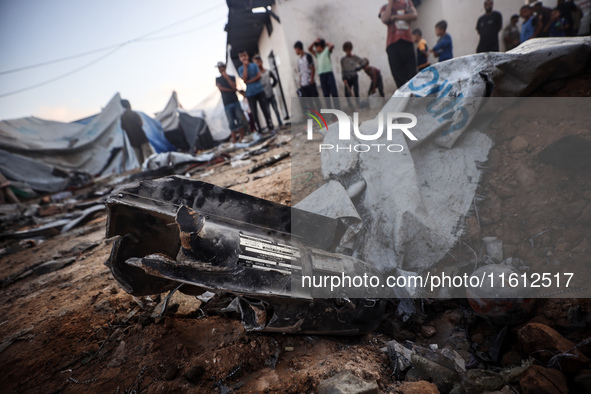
[0,93,137,193]
[295,37,591,291]
[155,91,220,152]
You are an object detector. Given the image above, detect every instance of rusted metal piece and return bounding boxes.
[105,176,385,335]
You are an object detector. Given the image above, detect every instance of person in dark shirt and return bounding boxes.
[546,8,570,37]
[556,0,578,36]
[431,20,453,62]
[476,0,503,53]
[120,99,154,167]
[531,1,553,38]
[215,61,245,143]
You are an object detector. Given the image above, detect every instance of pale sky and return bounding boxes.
[0,0,228,122]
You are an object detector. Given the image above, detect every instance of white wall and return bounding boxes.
[258,9,299,123]
[253,0,527,113]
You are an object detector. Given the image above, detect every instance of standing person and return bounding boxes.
[308,38,340,109]
[120,99,154,167]
[237,49,274,133]
[362,59,385,97]
[215,61,244,143]
[476,0,503,53]
[379,0,418,89]
[412,29,430,71]
[556,0,578,36]
[531,1,553,38]
[520,5,536,42]
[293,41,321,109]
[502,14,521,51]
[253,56,283,127]
[431,20,453,62]
[340,41,366,105]
[546,8,570,37]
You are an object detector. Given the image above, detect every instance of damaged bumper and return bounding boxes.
[105,176,385,335]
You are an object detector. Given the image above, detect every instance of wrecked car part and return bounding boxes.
[105,176,385,335]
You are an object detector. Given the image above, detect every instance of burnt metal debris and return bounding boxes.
[105,176,385,335]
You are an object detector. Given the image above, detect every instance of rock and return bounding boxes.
[500,351,521,366]
[519,365,568,394]
[163,316,174,331]
[317,371,379,394]
[517,323,590,372]
[514,163,536,189]
[108,341,126,368]
[396,381,439,394]
[471,333,484,345]
[184,365,205,385]
[510,136,529,153]
[466,369,505,392]
[421,326,437,338]
[483,237,503,263]
[406,354,459,393]
[164,364,179,380]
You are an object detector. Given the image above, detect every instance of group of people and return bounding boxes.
[518,0,580,45]
[216,0,583,139]
[293,39,386,109]
[215,51,283,143]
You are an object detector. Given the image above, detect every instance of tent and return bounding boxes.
[155,92,220,152]
[0,93,138,193]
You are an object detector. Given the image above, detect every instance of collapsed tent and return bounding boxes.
[155,92,218,152]
[295,37,591,297]
[0,93,138,193]
[74,106,176,154]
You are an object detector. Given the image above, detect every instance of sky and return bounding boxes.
[0,0,229,122]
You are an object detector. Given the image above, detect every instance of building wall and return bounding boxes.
[254,0,526,114]
[257,11,299,123]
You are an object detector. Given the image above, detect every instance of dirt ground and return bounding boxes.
[1,72,591,393]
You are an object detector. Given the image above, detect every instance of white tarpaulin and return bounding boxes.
[296,38,591,284]
[0,93,136,193]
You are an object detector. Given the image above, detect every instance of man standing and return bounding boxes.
[253,56,283,127]
[531,1,553,38]
[293,41,321,109]
[476,0,503,53]
[120,99,154,167]
[238,49,274,133]
[520,5,535,43]
[379,0,418,89]
[502,14,521,51]
[215,61,244,143]
[308,38,340,109]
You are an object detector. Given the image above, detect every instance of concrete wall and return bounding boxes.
[257,10,299,123]
[252,0,527,113]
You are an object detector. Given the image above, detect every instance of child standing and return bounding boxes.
[362,59,385,97]
[340,41,366,100]
[412,29,430,71]
[431,20,453,62]
[546,8,570,37]
[308,38,340,109]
